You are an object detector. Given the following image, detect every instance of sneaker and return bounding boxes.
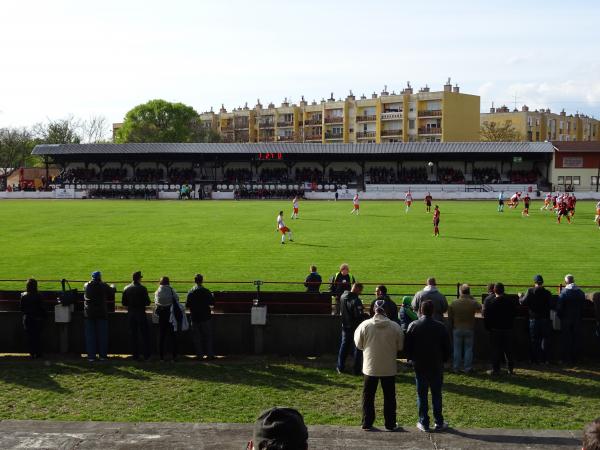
[335,367,343,375]
[434,421,448,432]
[281,242,285,245]
[289,239,294,242]
[416,422,430,432]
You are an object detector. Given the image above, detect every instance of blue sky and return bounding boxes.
[1,0,599,128]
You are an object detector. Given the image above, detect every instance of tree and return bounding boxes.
[33,117,82,144]
[480,121,523,142]
[0,127,36,181]
[116,99,220,143]
[81,115,110,143]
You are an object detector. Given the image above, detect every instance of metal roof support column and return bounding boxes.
[359,160,366,192]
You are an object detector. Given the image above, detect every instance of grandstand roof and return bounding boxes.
[552,141,600,153]
[32,142,554,156]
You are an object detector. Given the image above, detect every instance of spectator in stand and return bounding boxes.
[304,265,322,293]
[122,271,151,361]
[354,299,404,432]
[448,284,481,373]
[412,278,448,323]
[405,300,450,433]
[519,275,552,364]
[154,276,179,361]
[482,283,518,375]
[583,417,600,450]
[369,285,399,324]
[329,263,356,315]
[84,271,112,362]
[556,274,586,364]
[20,278,47,359]
[248,407,308,450]
[336,283,366,375]
[399,296,418,333]
[186,274,215,361]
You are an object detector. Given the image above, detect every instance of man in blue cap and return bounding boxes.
[519,275,552,364]
[84,271,112,361]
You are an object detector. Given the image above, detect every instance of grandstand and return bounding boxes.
[30,142,553,199]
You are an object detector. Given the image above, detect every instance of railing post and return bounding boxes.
[456,282,460,299]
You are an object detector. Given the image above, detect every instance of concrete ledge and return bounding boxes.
[0,420,581,450]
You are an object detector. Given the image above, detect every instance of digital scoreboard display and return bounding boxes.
[258,152,283,160]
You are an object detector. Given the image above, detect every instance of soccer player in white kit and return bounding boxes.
[404,191,413,213]
[277,210,293,244]
[291,196,299,219]
[350,193,360,215]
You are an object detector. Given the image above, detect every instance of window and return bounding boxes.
[558,176,564,184]
[573,176,580,185]
[409,119,415,129]
[535,131,540,140]
[592,176,599,187]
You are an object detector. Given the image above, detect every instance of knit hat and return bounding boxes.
[253,407,308,445]
[402,296,412,307]
[374,299,386,315]
[91,271,101,280]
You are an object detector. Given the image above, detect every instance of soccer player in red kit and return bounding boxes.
[522,193,531,216]
[433,205,440,237]
[424,192,433,213]
[557,197,571,224]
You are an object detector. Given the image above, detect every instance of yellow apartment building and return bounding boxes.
[196,80,480,144]
[480,105,600,142]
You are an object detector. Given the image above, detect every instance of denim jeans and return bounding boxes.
[191,319,214,358]
[529,319,550,363]
[337,327,362,374]
[362,375,396,429]
[128,311,151,359]
[415,369,444,428]
[453,328,474,371]
[85,318,108,360]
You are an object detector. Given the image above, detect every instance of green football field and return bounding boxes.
[0,199,599,295]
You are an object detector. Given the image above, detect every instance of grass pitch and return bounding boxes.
[0,199,599,294]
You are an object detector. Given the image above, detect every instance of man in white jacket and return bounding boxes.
[354,299,405,432]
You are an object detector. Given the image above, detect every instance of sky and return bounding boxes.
[1,0,600,130]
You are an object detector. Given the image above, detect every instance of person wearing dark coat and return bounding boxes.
[329,263,356,314]
[20,278,47,359]
[304,265,322,293]
[84,271,112,361]
[122,271,151,360]
[482,283,518,375]
[336,283,366,374]
[369,286,399,325]
[519,274,552,363]
[556,274,586,364]
[186,273,215,360]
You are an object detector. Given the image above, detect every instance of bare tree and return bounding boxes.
[81,115,110,143]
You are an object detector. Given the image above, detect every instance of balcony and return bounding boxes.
[277,121,294,127]
[234,122,249,129]
[325,132,343,139]
[381,129,402,136]
[418,110,442,117]
[306,134,322,141]
[357,115,377,122]
[418,127,442,135]
[222,124,234,131]
[277,135,295,142]
[381,112,402,120]
[259,122,274,128]
[305,118,322,125]
[356,131,376,139]
[324,117,344,124]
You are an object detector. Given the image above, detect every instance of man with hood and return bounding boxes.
[354,299,404,432]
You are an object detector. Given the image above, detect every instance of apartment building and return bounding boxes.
[481,105,600,142]
[197,80,480,144]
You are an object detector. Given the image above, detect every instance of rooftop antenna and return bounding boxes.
[512,92,520,111]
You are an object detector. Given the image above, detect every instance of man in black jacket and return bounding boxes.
[304,265,322,293]
[405,300,450,433]
[186,274,215,360]
[84,271,113,361]
[519,274,552,364]
[483,283,518,375]
[122,271,151,360]
[336,283,365,375]
[329,263,356,314]
[369,285,399,324]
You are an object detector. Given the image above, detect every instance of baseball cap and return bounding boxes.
[253,407,308,445]
[533,275,543,284]
[91,271,101,280]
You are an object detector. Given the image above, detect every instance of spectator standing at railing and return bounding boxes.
[154,276,179,362]
[518,275,552,364]
[412,278,448,323]
[482,283,518,375]
[354,299,404,432]
[122,271,151,361]
[337,283,366,375]
[84,271,112,362]
[186,274,215,361]
[304,265,322,293]
[556,274,586,364]
[329,263,356,315]
[448,284,481,373]
[20,278,47,359]
[405,300,450,433]
[399,296,418,333]
[369,285,399,325]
